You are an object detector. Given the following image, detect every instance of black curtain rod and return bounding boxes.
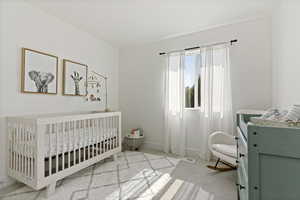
[159,39,238,55]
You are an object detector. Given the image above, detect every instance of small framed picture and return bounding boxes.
[63,59,88,96]
[21,48,58,94]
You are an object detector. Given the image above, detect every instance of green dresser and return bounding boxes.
[236,110,300,200]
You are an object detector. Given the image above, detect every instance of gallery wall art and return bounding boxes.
[86,71,107,105]
[21,48,58,94]
[63,59,88,96]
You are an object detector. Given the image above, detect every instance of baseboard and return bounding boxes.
[140,142,163,151]
[186,147,201,159]
[140,142,202,160]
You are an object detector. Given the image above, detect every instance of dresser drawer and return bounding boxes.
[237,127,248,174]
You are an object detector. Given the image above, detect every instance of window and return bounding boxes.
[184,52,201,108]
[184,49,225,111]
[167,47,227,113]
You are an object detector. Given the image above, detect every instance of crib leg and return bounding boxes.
[45,182,56,198]
[113,154,118,162]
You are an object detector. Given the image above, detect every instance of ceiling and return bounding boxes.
[26,0,273,47]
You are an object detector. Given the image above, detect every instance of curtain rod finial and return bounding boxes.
[230,39,238,45]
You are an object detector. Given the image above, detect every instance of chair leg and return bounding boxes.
[207,158,236,171]
[214,158,220,169]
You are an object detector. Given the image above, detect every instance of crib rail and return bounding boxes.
[7,119,36,182]
[7,111,122,190]
[42,114,120,177]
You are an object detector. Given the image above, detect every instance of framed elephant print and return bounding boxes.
[21,48,58,94]
[62,59,88,96]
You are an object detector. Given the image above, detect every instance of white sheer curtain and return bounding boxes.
[163,44,233,159]
[198,44,233,160]
[164,52,186,156]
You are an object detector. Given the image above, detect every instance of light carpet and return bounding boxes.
[0,151,218,200]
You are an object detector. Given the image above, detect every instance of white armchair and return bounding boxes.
[207,131,237,171]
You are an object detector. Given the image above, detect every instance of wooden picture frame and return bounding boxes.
[21,48,58,94]
[62,59,88,96]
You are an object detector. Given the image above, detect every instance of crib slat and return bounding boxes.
[115,116,118,148]
[106,118,108,152]
[107,118,109,152]
[12,124,14,171]
[30,125,33,178]
[22,124,25,175]
[117,116,119,148]
[112,117,114,149]
[78,121,81,163]
[93,119,98,157]
[105,118,107,152]
[104,118,106,152]
[24,125,27,177]
[92,119,97,157]
[87,119,90,160]
[81,120,86,161]
[19,124,22,174]
[12,124,14,170]
[26,124,29,177]
[99,119,102,155]
[95,119,98,156]
[73,121,76,165]
[92,119,95,157]
[15,125,18,173]
[14,124,16,172]
[113,117,116,149]
[19,124,22,173]
[56,123,59,173]
[8,123,11,170]
[31,125,37,177]
[95,119,99,156]
[17,125,20,173]
[24,125,27,175]
[49,124,52,176]
[68,121,71,168]
[62,122,65,171]
[109,118,111,150]
[27,124,30,177]
[109,117,111,150]
[111,117,114,150]
[91,119,94,158]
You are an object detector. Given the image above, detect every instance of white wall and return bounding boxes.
[119,18,272,155]
[272,0,300,108]
[0,1,119,184]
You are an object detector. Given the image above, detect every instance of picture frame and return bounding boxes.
[62,59,88,96]
[21,48,58,94]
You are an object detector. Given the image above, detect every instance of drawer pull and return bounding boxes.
[234,136,239,140]
[236,184,246,190]
[239,153,245,158]
[239,185,246,190]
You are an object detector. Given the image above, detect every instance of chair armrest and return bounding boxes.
[208,131,235,151]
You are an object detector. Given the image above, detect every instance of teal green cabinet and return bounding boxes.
[237,111,300,200]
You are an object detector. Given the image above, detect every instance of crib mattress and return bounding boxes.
[12,128,118,158]
[45,134,117,157]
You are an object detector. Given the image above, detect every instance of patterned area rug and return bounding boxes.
[0,151,208,200]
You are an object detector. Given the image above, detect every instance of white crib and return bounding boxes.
[7,111,121,197]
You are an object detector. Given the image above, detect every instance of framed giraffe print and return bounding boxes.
[62,59,88,96]
[21,48,58,94]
